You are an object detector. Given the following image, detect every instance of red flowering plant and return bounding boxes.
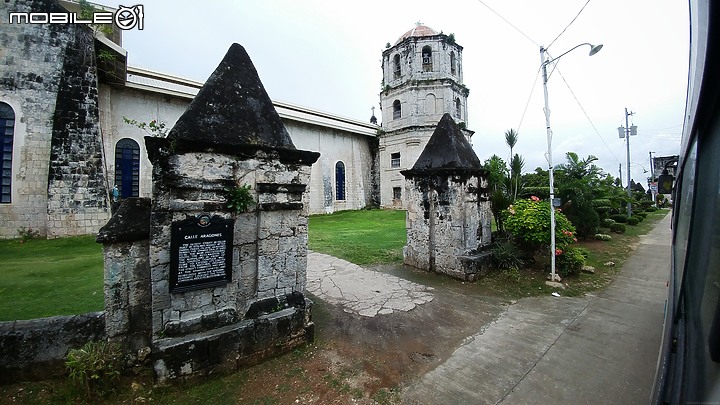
[503,196,577,254]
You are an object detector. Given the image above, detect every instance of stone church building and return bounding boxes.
[0,0,473,239]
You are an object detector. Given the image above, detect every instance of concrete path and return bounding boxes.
[306,252,434,317]
[402,212,671,404]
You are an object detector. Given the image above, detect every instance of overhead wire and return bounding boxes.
[474,0,540,47]
[546,0,592,51]
[555,67,623,165]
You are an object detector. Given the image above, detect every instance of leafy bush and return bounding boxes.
[627,217,639,225]
[610,223,627,234]
[594,206,612,216]
[225,184,254,213]
[592,199,612,208]
[556,246,588,276]
[610,214,628,223]
[519,186,552,200]
[594,233,612,241]
[563,201,600,238]
[645,206,657,212]
[66,341,123,399]
[16,226,40,244]
[490,242,525,271]
[601,218,615,228]
[503,197,576,252]
[635,212,647,220]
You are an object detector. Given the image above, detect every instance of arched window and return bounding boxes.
[422,46,433,72]
[393,100,401,120]
[450,52,457,75]
[393,54,401,79]
[455,98,462,119]
[114,138,140,199]
[335,161,346,201]
[0,102,14,204]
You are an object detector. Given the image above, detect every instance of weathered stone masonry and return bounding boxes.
[0,0,110,238]
[117,43,319,382]
[402,113,492,281]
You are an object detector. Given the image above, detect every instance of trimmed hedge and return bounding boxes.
[627,217,639,225]
[610,223,627,233]
[601,218,616,228]
[610,214,628,223]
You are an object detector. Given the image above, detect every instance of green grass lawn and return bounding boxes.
[308,209,406,265]
[0,235,104,321]
[0,208,668,321]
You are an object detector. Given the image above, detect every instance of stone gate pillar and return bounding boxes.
[143,43,319,381]
[401,113,491,281]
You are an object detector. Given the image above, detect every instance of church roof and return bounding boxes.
[167,43,296,150]
[402,113,482,176]
[395,24,438,45]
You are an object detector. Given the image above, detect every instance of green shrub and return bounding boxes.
[610,223,627,234]
[519,186,552,200]
[594,233,612,241]
[601,218,615,228]
[563,202,600,238]
[645,206,657,212]
[635,212,647,220]
[556,246,588,276]
[503,197,576,252]
[595,206,612,216]
[610,214,628,223]
[627,217,639,225]
[66,341,123,399]
[490,242,525,271]
[592,199,612,208]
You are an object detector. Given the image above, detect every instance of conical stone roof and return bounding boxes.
[167,43,295,150]
[402,113,482,176]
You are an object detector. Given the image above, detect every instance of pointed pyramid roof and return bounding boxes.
[167,43,295,150]
[402,113,482,176]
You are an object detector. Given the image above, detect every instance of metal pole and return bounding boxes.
[625,108,632,217]
[541,47,557,282]
[649,151,656,206]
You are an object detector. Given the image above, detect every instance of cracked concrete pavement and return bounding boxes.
[306,251,434,317]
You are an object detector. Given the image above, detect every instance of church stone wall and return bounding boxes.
[0,0,78,238]
[45,23,110,238]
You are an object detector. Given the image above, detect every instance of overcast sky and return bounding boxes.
[115,0,688,187]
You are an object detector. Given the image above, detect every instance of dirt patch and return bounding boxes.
[0,273,506,405]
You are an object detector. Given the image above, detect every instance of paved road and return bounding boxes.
[402,212,671,404]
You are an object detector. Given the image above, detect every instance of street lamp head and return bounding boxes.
[588,44,603,56]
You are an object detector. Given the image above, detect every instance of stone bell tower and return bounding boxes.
[378,23,473,209]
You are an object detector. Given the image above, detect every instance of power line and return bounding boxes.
[555,67,623,165]
[515,66,542,136]
[547,0,592,50]
[475,0,540,47]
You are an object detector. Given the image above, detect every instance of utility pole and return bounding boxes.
[649,151,656,206]
[618,108,636,217]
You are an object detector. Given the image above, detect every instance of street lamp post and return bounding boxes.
[540,42,602,283]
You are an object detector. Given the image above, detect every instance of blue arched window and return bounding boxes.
[335,161,346,201]
[114,138,140,199]
[0,102,14,204]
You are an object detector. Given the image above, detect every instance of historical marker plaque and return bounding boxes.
[170,214,233,293]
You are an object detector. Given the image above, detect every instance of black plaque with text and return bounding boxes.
[170,214,233,293]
